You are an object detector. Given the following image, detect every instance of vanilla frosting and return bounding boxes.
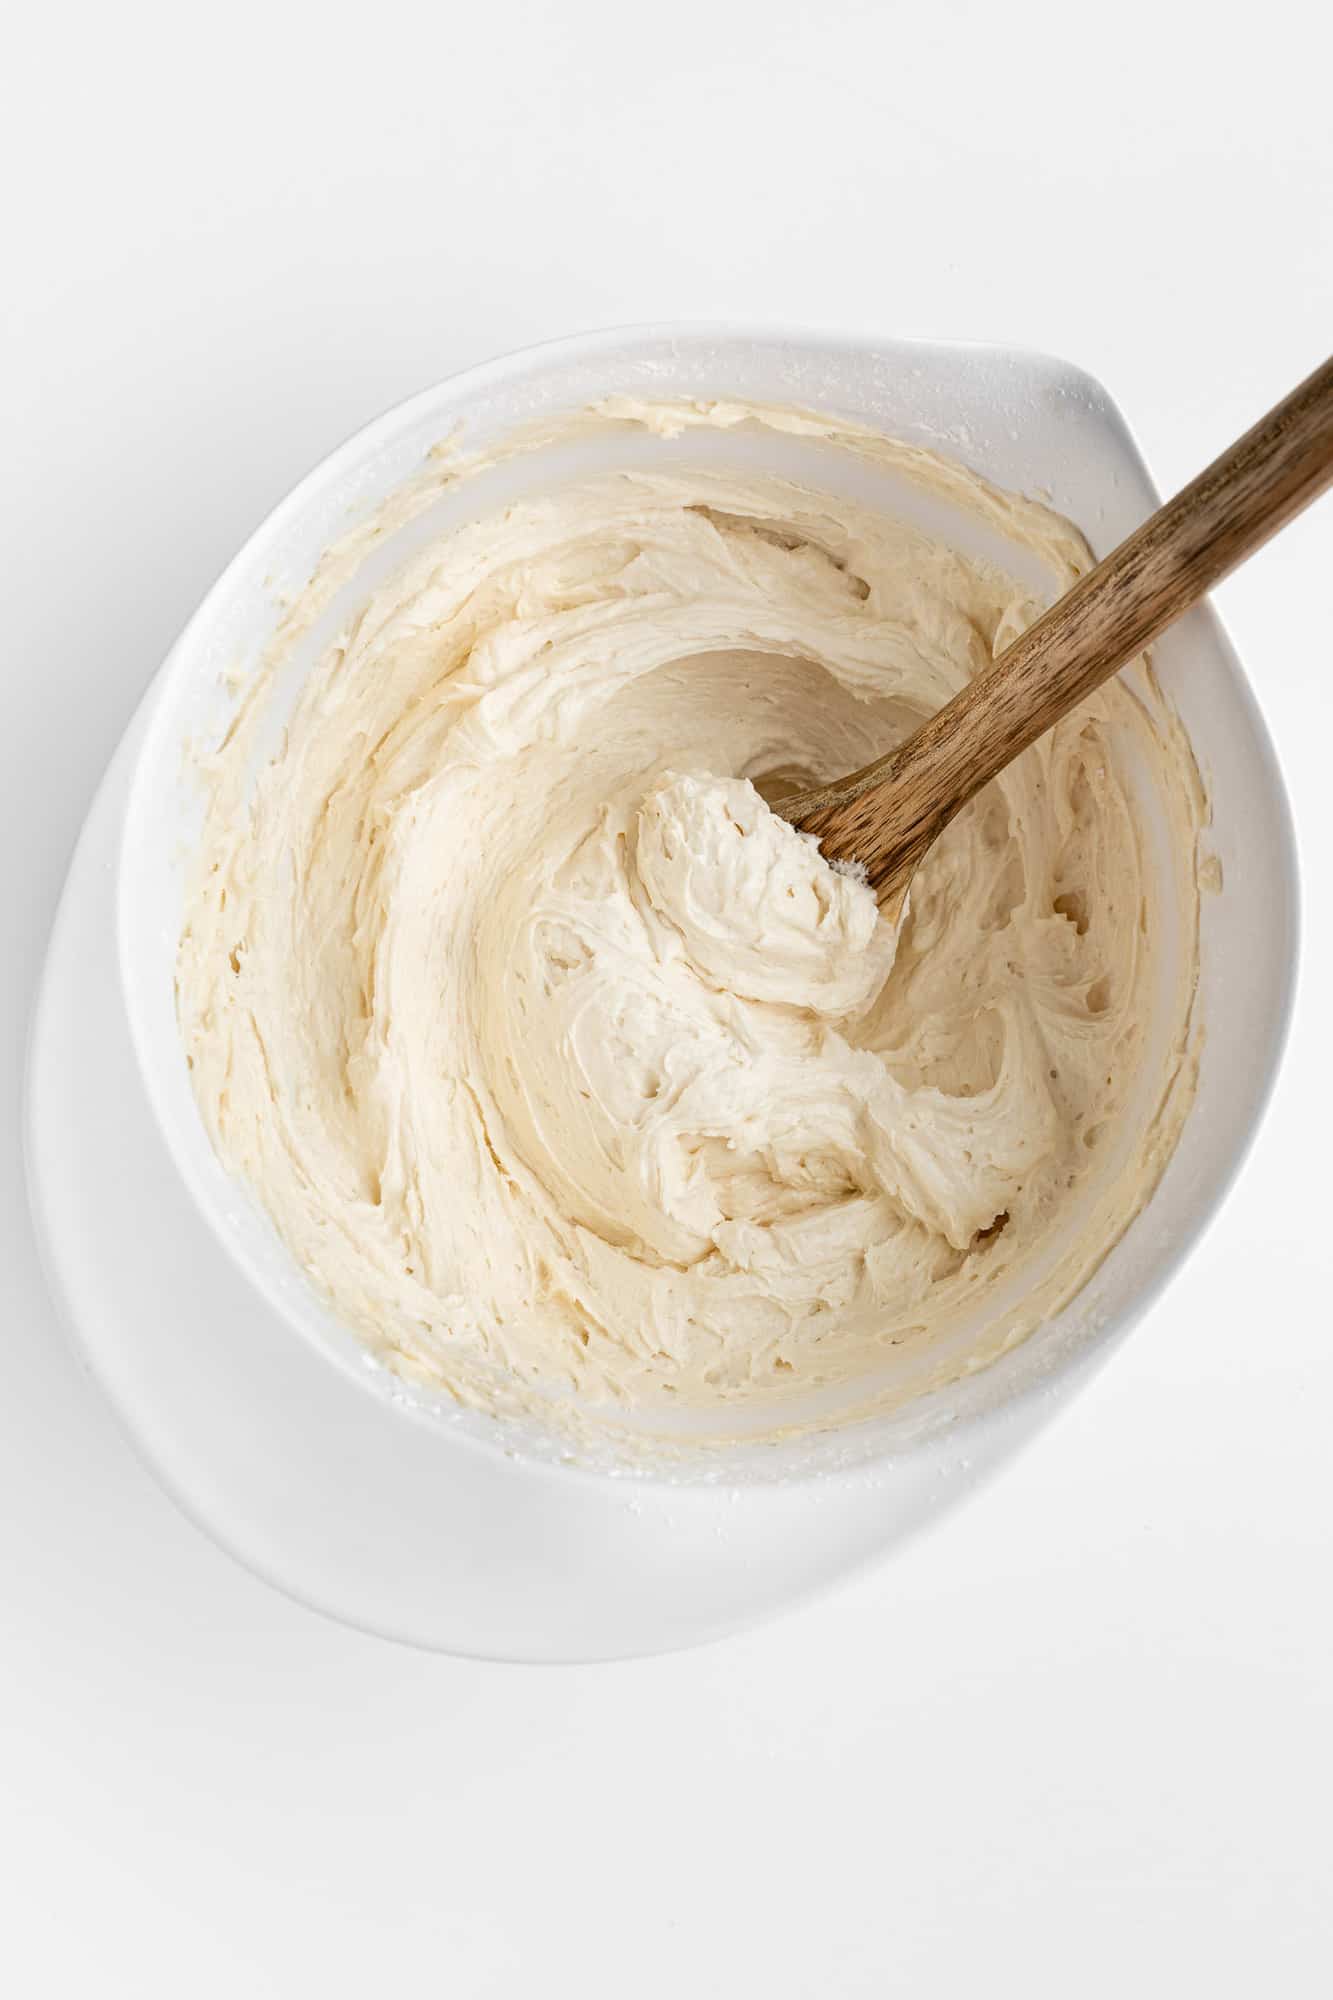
[177,399,1205,1452]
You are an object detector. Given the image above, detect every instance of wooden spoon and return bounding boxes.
[778,355,1333,907]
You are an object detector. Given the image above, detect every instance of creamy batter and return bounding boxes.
[178,400,1205,1451]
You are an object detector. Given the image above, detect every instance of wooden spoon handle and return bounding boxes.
[795,354,1333,899]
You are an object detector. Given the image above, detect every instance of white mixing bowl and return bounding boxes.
[31,326,1298,1656]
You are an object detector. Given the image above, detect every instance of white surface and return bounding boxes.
[31,326,1296,1660]
[4,0,1330,1989]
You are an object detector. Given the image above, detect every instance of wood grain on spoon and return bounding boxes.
[782,355,1333,905]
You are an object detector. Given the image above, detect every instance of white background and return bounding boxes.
[5,2,1331,1992]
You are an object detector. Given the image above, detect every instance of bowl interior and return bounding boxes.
[117,328,1297,1481]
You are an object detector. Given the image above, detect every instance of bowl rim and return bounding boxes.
[112,318,1302,1494]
